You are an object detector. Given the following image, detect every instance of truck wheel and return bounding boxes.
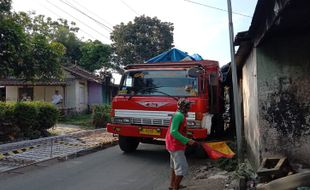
[118,135,140,153]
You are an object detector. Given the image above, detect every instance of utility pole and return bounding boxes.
[226,0,244,162]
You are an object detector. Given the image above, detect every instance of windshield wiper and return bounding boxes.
[128,86,159,100]
[150,89,179,101]
[128,86,178,101]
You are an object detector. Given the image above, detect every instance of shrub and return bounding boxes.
[36,102,59,130]
[14,102,38,137]
[0,102,15,123]
[92,104,111,128]
[0,101,59,141]
[0,102,19,141]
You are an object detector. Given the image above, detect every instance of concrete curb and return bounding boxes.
[0,139,118,175]
[0,129,106,153]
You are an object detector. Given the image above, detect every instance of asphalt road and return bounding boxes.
[0,143,177,190]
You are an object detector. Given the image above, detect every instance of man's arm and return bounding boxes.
[170,112,190,145]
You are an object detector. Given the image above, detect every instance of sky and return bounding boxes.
[12,0,257,83]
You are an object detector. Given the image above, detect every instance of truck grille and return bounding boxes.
[133,118,142,124]
[113,109,195,127]
[142,118,152,125]
[113,117,171,127]
[153,119,162,125]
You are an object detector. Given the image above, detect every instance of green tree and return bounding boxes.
[0,0,11,14]
[26,35,65,80]
[0,14,28,79]
[79,40,112,72]
[0,1,65,80]
[54,22,82,64]
[111,15,174,67]
[13,13,81,64]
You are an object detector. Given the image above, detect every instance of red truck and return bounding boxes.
[107,60,223,152]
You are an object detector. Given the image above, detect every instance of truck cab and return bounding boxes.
[107,60,223,152]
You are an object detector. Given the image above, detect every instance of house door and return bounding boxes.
[0,86,5,101]
[79,83,86,106]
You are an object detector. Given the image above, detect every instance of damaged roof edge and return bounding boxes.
[249,0,292,46]
[234,0,292,69]
[63,65,103,84]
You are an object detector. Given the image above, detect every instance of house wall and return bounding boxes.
[5,86,64,102]
[4,70,93,113]
[242,49,261,168]
[255,34,310,167]
[33,86,63,102]
[33,86,45,101]
[88,81,102,105]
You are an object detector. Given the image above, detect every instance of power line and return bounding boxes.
[184,0,252,18]
[119,0,139,16]
[59,0,113,32]
[71,0,114,28]
[38,1,98,40]
[46,0,110,41]
[46,0,110,40]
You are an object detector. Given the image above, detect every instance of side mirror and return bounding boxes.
[187,67,202,77]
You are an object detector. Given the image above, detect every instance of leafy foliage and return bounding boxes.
[13,12,80,65]
[27,35,65,80]
[0,14,28,79]
[0,101,59,141]
[0,2,66,80]
[92,104,111,128]
[22,14,111,71]
[0,0,11,14]
[111,15,174,67]
[14,102,39,136]
[0,102,19,141]
[1,0,113,79]
[79,40,112,72]
[36,101,60,130]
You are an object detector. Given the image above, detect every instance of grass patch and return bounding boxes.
[59,113,94,129]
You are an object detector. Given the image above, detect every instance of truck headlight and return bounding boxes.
[113,117,131,124]
[187,120,201,128]
[113,117,120,124]
[122,118,131,123]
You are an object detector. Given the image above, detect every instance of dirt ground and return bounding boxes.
[48,123,87,135]
[185,157,239,190]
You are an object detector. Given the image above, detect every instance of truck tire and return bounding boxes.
[118,135,140,153]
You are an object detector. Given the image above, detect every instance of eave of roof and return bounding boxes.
[63,65,103,84]
[0,79,66,86]
[235,0,310,69]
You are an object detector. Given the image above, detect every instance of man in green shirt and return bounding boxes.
[166,99,196,190]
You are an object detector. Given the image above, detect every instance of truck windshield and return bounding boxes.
[119,70,198,97]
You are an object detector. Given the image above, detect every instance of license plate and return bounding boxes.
[139,128,161,136]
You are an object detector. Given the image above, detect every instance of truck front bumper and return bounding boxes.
[107,123,208,139]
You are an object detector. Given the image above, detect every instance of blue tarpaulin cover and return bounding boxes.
[191,54,203,61]
[146,48,203,63]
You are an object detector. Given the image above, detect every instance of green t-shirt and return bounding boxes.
[170,111,190,145]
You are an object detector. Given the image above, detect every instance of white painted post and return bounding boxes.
[227,0,244,162]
